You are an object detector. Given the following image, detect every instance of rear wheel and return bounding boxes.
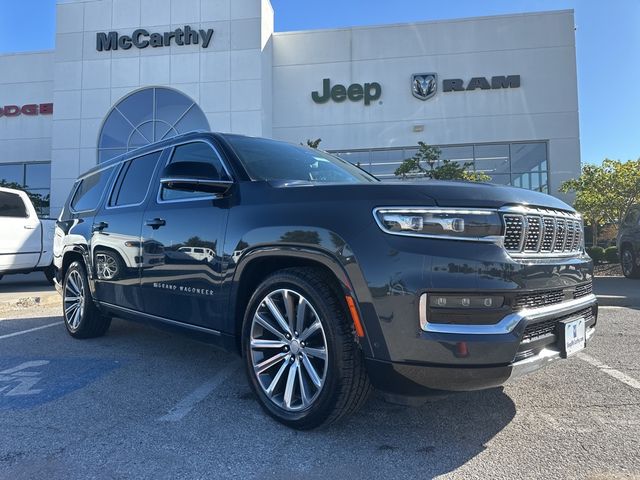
[242,267,371,429]
[63,261,111,338]
[621,246,640,278]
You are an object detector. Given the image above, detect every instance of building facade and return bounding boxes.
[0,1,580,216]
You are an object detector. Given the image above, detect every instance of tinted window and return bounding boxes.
[225,136,377,184]
[71,168,114,212]
[0,191,27,218]
[161,142,230,201]
[110,151,161,207]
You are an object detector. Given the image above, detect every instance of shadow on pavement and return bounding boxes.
[594,276,640,309]
[0,272,55,303]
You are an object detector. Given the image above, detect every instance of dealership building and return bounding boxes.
[0,1,580,216]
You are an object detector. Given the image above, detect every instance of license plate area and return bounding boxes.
[557,316,586,358]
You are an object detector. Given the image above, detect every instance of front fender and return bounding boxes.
[225,226,378,358]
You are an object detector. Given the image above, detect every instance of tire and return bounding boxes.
[43,265,56,285]
[621,246,640,279]
[62,261,111,338]
[242,267,371,429]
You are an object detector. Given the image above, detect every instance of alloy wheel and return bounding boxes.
[64,270,85,330]
[622,249,634,277]
[249,289,328,412]
[96,253,118,280]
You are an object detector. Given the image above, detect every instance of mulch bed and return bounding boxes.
[594,263,623,277]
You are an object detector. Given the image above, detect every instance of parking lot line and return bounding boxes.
[158,363,241,422]
[0,322,62,340]
[578,352,640,390]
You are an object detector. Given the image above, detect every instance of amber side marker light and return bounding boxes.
[345,295,365,338]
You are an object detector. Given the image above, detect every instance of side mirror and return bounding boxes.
[160,161,232,195]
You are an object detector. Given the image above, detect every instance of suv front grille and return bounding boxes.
[522,307,595,342]
[514,282,593,310]
[574,282,593,299]
[514,289,565,310]
[502,207,583,257]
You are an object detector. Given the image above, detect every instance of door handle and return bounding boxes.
[23,224,37,230]
[145,218,166,230]
[92,221,109,232]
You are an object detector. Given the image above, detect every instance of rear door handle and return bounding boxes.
[145,218,166,229]
[92,221,108,232]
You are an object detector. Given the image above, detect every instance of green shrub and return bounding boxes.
[604,246,619,264]
[586,246,605,264]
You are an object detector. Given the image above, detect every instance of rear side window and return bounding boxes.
[71,167,114,212]
[0,191,27,218]
[110,151,161,207]
[160,142,230,201]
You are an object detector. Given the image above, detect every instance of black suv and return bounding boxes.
[54,132,597,429]
[618,205,640,278]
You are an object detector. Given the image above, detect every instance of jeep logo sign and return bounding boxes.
[96,26,214,51]
[0,103,53,117]
[312,79,382,106]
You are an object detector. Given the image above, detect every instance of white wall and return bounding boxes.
[270,10,580,201]
[50,0,274,214]
[0,4,579,213]
[0,52,54,166]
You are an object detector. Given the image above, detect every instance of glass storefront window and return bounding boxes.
[98,87,210,163]
[333,140,549,194]
[0,164,24,185]
[474,144,510,175]
[0,162,51,216]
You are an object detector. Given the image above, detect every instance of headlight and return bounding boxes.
[373,207,502,241]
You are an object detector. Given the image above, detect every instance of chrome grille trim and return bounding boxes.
[501,206,583,258]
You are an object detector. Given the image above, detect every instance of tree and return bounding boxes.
[561,158,640,245]
[0,180,50,216]
[303,138,322,149]
[394,141,490,182]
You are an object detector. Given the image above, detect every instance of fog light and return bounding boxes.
[428,294,505,309]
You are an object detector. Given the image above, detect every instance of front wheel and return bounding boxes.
[242,267,371,429]
[621,246,640,279]
[63,261,111,338]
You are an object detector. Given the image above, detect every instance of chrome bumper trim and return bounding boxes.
[419,293,597,335]
[508,325,596,380]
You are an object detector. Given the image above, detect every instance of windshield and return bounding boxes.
[224,136,378,184]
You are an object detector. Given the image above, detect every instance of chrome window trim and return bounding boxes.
[372,206,503,243]
[104,149,164,210]
[155,139,234,205]
[419,293,597,335]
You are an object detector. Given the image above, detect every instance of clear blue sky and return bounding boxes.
[0,0,638,165]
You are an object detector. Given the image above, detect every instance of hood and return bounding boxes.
[269,179,574,212]
[397,180,574,211]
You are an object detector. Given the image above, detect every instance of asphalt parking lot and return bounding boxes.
[0,276,639,479]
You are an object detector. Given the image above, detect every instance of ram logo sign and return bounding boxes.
[410,74,521,100]
[412,74,437,101]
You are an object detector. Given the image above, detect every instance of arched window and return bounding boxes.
[97,87,209,163]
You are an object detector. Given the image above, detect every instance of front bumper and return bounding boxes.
[365,294,597,395]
